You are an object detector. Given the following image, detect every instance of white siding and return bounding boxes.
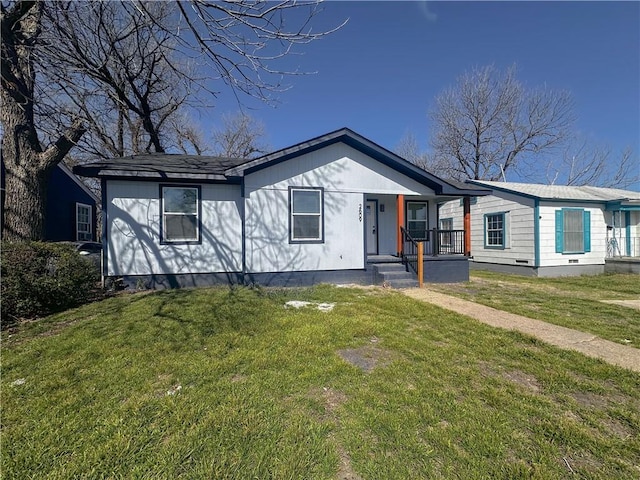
[440,193,535,265]
[106,180,242,276]
[539,202,606,266]
[244,143,438,273]
[245,188,364,272]
[470,193,535,265]
[438,200,465,230]
[244,143,436,196]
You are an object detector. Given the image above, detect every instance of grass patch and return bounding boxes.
[431,272,640,346]
[3,284,640,479]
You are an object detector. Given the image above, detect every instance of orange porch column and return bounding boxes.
[396,194,404,256]
[463,196,471,256]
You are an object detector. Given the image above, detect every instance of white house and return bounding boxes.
[75,128,489,288]
[438,181,640,276]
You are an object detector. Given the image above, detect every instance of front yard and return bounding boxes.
[2,282,639,479]
[429,271,640,347]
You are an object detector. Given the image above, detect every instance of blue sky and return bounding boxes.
[205,1,639,186]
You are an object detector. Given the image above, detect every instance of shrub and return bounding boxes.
[1,242,101,328]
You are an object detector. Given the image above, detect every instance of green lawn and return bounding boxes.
[430,271,640,347]
[2,285,639,479]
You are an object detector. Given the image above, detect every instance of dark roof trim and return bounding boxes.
[226,127,490,196]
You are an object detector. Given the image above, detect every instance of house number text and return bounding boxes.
[358,204,362,222]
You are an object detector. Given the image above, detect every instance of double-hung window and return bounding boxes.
[161,185,201,243]
[76,203,92,241]
[289,187,324,243]
[556,208,590,254]
[484,213,505,249]
[406,201,428,240]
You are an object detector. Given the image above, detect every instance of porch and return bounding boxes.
[366,227,469,287]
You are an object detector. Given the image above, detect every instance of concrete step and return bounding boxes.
[370,263,418,289]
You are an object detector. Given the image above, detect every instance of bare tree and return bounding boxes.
[211,112,270,159]
[429,64,574,182]
[546,138,639,189]
[1,1,85,241]
[1,0,344,241]
[395,131,429,169]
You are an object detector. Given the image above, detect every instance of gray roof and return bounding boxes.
[74,154,249,181]
[73,128,491,197]
[467,180,640,202]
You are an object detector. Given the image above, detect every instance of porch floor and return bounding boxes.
[367,255,402,264]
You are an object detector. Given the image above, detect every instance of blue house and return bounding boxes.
[1,162,99,242]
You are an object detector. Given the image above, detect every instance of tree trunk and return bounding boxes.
[1,1,84,241]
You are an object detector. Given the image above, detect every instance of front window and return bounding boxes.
[563,209,584,253]
[161,186,200,243]
[76,203,92,241]
[289,187,324,243]
[485,213,505,248]
[406,201,428,240]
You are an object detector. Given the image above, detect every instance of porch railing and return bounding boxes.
[607,236,640,258]
[404,228,466,256]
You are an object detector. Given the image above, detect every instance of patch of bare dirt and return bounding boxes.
[601,418,634,440]
[570,392,609,409]
[335,443,363,480]
[337,338,397,373]
[502,370,542,393]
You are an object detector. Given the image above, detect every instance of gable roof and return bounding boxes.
[73,128,490,197]
[467,180,640,204]
[225,127,488,196]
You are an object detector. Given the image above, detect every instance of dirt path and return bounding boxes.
[404,288,640,373]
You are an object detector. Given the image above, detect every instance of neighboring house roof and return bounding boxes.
[74,128,491,197]
[57,163,100,203]
[467,180,640,205]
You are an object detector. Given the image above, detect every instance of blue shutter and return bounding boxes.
[555,210,563,253]
[583,210,591,253]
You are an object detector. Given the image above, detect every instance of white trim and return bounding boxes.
[76,202,93,241]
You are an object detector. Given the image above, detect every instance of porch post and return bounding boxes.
[463,196,471,257]
[397,194,404,256]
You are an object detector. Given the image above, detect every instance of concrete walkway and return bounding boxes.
[404,288,640,373]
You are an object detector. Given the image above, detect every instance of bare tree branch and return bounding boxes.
[429,64,575,182]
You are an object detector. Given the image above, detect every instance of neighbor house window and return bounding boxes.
[484,213,505,249]
[76,203,92,241]
[161,185,201,243]
[406,201,428,240]
[289,187,324,243]
[555,208,591,254]
[439,217,453,246]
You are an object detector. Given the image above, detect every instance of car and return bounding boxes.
[74,241,102,255]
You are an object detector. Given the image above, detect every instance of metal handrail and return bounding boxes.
[400,226,424,287]
[400,226,418,273]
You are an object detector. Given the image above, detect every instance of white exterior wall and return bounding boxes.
[438,200,464,230]
[539,202,606,266]
[470,193,535,265]
[106,180,242,276]
[244,143,436,273]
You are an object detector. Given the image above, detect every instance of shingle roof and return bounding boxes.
[72,128,491,197]
[468,180,640,202]
[74,154,249,181]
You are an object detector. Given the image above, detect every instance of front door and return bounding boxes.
[366,200,378,255]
